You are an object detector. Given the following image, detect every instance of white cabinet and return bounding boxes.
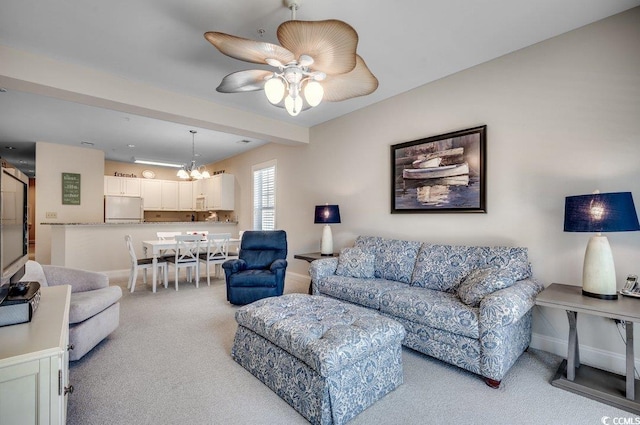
[209,174,235,210]
[0,285,71,425]
[178,181,194,211]
[141,179,162,210]
[160,180,179,210]
[104,176,141,197]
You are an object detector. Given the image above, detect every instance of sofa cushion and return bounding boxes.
[373,238,421,283]
[380,287,479,339]
[475,247,531,281]
[354,235,383,254]
[316,276,408,310]
[457,267,517,307]
[410,244,479,292]
[69,286,122,324]
[335,248,375,278]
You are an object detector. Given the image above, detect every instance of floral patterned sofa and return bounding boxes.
[309,236,544,388]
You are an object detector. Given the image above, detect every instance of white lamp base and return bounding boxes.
[320,224,333,256]
[582,235,618,300]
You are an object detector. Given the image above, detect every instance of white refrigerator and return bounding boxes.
[104,196,144,223]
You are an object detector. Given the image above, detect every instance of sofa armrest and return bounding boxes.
[270,259,288,272]
[309,258,339,281]
[479,278,544,329]
[42,265,109,293]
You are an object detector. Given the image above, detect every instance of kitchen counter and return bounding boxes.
[47,221,239,274]
[43,221,238,225]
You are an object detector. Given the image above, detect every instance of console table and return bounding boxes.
[0,285,72,424]
[536,283,640,414]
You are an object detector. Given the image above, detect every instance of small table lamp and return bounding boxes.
[564,191,640,300]
[314,204,341,256]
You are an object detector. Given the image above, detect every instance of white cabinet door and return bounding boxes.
[104,176,141,197]
[178,181,194,211]
[121,178,141,197]
[161,181,179,210]
[104,176,122,196]
[210,174,235,210]
[141,180,162,210]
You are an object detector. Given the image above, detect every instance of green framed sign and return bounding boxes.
[62,173,81,205]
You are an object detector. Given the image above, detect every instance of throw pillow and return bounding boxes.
[335,248,375,279]
[457,267,516,307]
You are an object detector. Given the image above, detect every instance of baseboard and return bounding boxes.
[531,332,640,375]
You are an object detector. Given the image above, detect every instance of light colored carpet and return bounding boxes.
[67,275,638,425]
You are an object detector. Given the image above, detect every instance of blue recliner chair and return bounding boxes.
[222,230,288,305]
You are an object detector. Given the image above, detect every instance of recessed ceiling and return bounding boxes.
[1,0,638,177]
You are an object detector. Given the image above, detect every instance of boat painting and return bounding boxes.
[391,125,486,213]
[403,162,469,179]
[412,157,442,168]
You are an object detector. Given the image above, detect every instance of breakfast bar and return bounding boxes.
[46,222,238,275]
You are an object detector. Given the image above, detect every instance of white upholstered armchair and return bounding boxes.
[22,261,122,361]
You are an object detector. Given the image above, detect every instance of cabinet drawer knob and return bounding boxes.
[64,385,74,395]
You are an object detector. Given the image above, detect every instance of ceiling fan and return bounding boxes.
[204,0,378,116]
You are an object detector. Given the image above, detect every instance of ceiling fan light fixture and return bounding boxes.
[264,77,286,104]
[285,95,303,116]
[304,80,324,107]
[204,0,377,117]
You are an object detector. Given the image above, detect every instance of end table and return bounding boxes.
[536,283,640,415]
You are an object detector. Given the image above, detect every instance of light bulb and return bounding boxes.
[264,77,285,104]
[190,169,202,179]
[304,81,324,107]
[201,170,211,179]
[177,169,189,179]
[284,95,303,116]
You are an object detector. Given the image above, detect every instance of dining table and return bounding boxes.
[142,237,240,292]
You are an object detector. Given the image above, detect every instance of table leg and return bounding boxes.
[566,310,580,381]
[626,321,635,400]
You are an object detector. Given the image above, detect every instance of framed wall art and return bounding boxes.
[391,125,486,213]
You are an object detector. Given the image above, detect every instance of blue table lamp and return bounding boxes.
[314,204,341,256]
[564,191,640,299]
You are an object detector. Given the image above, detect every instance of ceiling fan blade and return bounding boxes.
[216,70,274,93]
[321,55,379,102]
[277,20,358,75]
[204,32,295,65]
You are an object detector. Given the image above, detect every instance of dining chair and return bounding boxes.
[125,235,168,292]
[198,233,231,286]
[156,231,182,259]
[166,234,201,290]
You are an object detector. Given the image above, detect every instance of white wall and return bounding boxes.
[35,142,105,263]
[212,8,640,373]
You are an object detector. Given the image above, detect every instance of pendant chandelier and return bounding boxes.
[177,130,210,180]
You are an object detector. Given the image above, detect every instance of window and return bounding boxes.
[252,160,276,231]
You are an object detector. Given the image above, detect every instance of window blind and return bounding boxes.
[253,164,275,231]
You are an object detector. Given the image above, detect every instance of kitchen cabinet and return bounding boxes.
[178,181,194,211]
[160,180,179,210]
[104,176,141,197]
[0,285,72,425]
[209,174,235,210]
[141,179,162,210]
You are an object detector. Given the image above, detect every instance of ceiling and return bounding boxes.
[1,0,638,177]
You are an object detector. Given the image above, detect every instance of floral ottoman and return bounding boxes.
[232,293,405,425]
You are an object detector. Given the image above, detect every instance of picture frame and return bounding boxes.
[391,125,486,213]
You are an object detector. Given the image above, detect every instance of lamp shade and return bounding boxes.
[314,205,341,224]
[564,192,640,233]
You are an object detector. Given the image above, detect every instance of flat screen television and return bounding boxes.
[0,158,29,303]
